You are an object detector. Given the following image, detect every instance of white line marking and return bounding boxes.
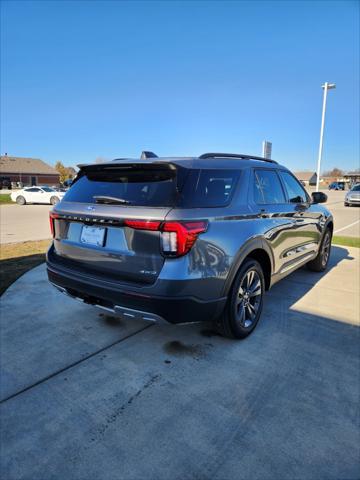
[334,220,360,234]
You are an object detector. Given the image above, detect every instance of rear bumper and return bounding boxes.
[46,254,227,325]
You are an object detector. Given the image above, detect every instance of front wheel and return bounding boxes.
[215,259,265,339]
[307,228,332,272]
[50,196,60,205]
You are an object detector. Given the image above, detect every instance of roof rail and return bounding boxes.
[198,152,278,164]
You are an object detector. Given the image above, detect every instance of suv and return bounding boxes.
[328,181,345,191]
[46,152,333,339]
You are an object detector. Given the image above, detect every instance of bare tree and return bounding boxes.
[322,167,344,177]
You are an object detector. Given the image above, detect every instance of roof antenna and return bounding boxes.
[140,151,158,160]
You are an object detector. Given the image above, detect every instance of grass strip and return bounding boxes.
[332,235,360,248]
[0,194,14,204]
[0,240,51,295]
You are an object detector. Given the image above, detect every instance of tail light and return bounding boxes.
[124,219,207,257]
[161,222,207,256]
[49,212,59,238]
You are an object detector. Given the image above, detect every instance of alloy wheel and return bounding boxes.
[236,269,262,328]
[321,232,331,267]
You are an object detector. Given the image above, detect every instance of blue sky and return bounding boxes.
[1,0,359,172]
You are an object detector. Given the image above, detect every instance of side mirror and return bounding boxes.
[312,192,327,204]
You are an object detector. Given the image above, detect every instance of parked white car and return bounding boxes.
[10,187,66,205]
[344,184,360,207]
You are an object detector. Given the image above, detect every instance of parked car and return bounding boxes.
[328,181,345,191]
[344,183,360,206]
[63,178,73,188]
[11,186,66,205]
[46,152,333,339]
[0,176,12,190]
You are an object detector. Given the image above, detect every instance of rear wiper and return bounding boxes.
[93,195,131,205]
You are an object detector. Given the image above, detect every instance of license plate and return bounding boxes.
[80,226,106,246]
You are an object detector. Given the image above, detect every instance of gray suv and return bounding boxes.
[46,152,333,339]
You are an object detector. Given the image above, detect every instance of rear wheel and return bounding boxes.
[50,196,60,205]
[215,259,265,339]
[307,228,332,272]
[16,196,26,205]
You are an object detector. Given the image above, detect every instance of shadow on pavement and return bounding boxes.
[0,245,359,480]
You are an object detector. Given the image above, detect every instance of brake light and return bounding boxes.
[124,219,161,231]
[124,219,208,257]
[161,221,208,256]
[49,212,60,238]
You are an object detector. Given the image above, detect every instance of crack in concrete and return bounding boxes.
[0,323,154,405]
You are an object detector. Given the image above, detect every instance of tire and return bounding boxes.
[307,228,332,272]
[50,196,60,205]
[344,202,349,207]
[215,259,265,339]
[16,196,26,205]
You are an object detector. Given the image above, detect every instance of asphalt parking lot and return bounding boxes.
[0,204,52,243]
[1,245,359,479]
[1,189,359,243]
[312,189,360,237]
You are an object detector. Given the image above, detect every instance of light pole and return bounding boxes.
[316,82,336,191]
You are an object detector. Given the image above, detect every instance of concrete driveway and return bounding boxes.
[1,246,359,480]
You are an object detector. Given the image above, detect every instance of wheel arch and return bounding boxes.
[223,238,274,296]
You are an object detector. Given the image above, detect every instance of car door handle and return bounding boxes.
[295,219,305,223]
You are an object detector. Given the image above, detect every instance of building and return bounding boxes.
[343,172,360,187]
[293,171,317,186]
[0,155,60,187]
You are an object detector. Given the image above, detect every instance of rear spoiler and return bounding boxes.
[72,162,179,186]
[77,162,177,173]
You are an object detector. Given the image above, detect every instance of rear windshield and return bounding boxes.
[63,165,240,208]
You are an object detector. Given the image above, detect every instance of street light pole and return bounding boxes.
[316,82,336,191]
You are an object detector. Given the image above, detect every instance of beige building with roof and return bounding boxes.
[0,155,60,187]
[293,171,317,186]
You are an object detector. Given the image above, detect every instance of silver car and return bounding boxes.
[46,152,333,339]
[344,184,360,206]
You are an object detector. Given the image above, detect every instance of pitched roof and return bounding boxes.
[0,156,59,175]
[293,171,317,181]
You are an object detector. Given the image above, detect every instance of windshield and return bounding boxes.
[351,184,360,191]
[42,187,55,192]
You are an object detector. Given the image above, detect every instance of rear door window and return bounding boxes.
[179,169,240,207]
[254,169,286,204]
[279,171,308,203]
